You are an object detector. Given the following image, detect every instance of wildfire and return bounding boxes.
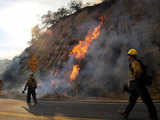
[70,65,80,83]
[70,16,104,60]
[69,16,104,82]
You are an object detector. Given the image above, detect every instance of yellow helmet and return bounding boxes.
[128,49,137,55]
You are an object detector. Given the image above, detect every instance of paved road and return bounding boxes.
[0,98,159,120]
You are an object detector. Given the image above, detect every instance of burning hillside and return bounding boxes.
[69,16,104,83]
[2,0,160,98]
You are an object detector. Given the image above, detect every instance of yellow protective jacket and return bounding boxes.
[129,59,143,82]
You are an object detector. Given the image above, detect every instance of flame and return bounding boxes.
[70,65,80,83]
[69,16,104,82]
[70,16,104,60]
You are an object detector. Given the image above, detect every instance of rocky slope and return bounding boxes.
[2,0,160,98]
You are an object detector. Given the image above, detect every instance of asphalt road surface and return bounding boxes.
[0,98,159,120]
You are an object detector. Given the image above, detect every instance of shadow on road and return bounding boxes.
[22,104,55,117]
[22,102,106,119]
[22,103,146,120]
[22,101,159,120]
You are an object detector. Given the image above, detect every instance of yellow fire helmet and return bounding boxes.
[128,49,137,56]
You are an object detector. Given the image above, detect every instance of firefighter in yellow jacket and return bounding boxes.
[23,74,37,105]
[120,49,158,120]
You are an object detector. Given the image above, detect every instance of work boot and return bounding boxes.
[119,111,128,119]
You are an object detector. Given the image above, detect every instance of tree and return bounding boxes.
[54,7,71,19]
[40,0,84,27]
[102,0,117,4]
[41,8,71,26]
[69,0,82,13]
[41,11,54,25]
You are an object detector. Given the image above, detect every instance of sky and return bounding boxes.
[0,0,102,60]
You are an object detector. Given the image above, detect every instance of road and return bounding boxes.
[0,98,159,120]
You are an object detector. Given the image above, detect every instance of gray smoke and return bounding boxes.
[2,0,160,98]
[36,57,75,98]
[76,0,160,96]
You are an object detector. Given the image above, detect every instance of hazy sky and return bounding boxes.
[0,0,101,60]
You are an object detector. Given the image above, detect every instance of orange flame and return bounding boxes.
[70,17,104,60]
[69,16,104,82]
[70,65,80,83]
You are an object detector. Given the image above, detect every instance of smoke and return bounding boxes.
[36,57,75,98]
[2,55,29,91]
[2,0,160,98]
[76,0,160,96]
[0,59,11,79]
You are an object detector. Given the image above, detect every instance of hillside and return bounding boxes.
[2,0,160,98]
[0,59,11,79]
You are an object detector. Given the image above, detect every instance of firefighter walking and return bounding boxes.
[23,73,37,105]
[120,49,158,120]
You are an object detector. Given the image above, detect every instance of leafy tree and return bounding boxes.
[102,0,117,4]
[40,0,83,27]
[41,11,54,25]
[54,7,71,19]
[41,7,71,26]
[69,0,83,13]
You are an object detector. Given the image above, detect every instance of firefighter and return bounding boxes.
[120,49,158,120]
[22,73,37,105]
